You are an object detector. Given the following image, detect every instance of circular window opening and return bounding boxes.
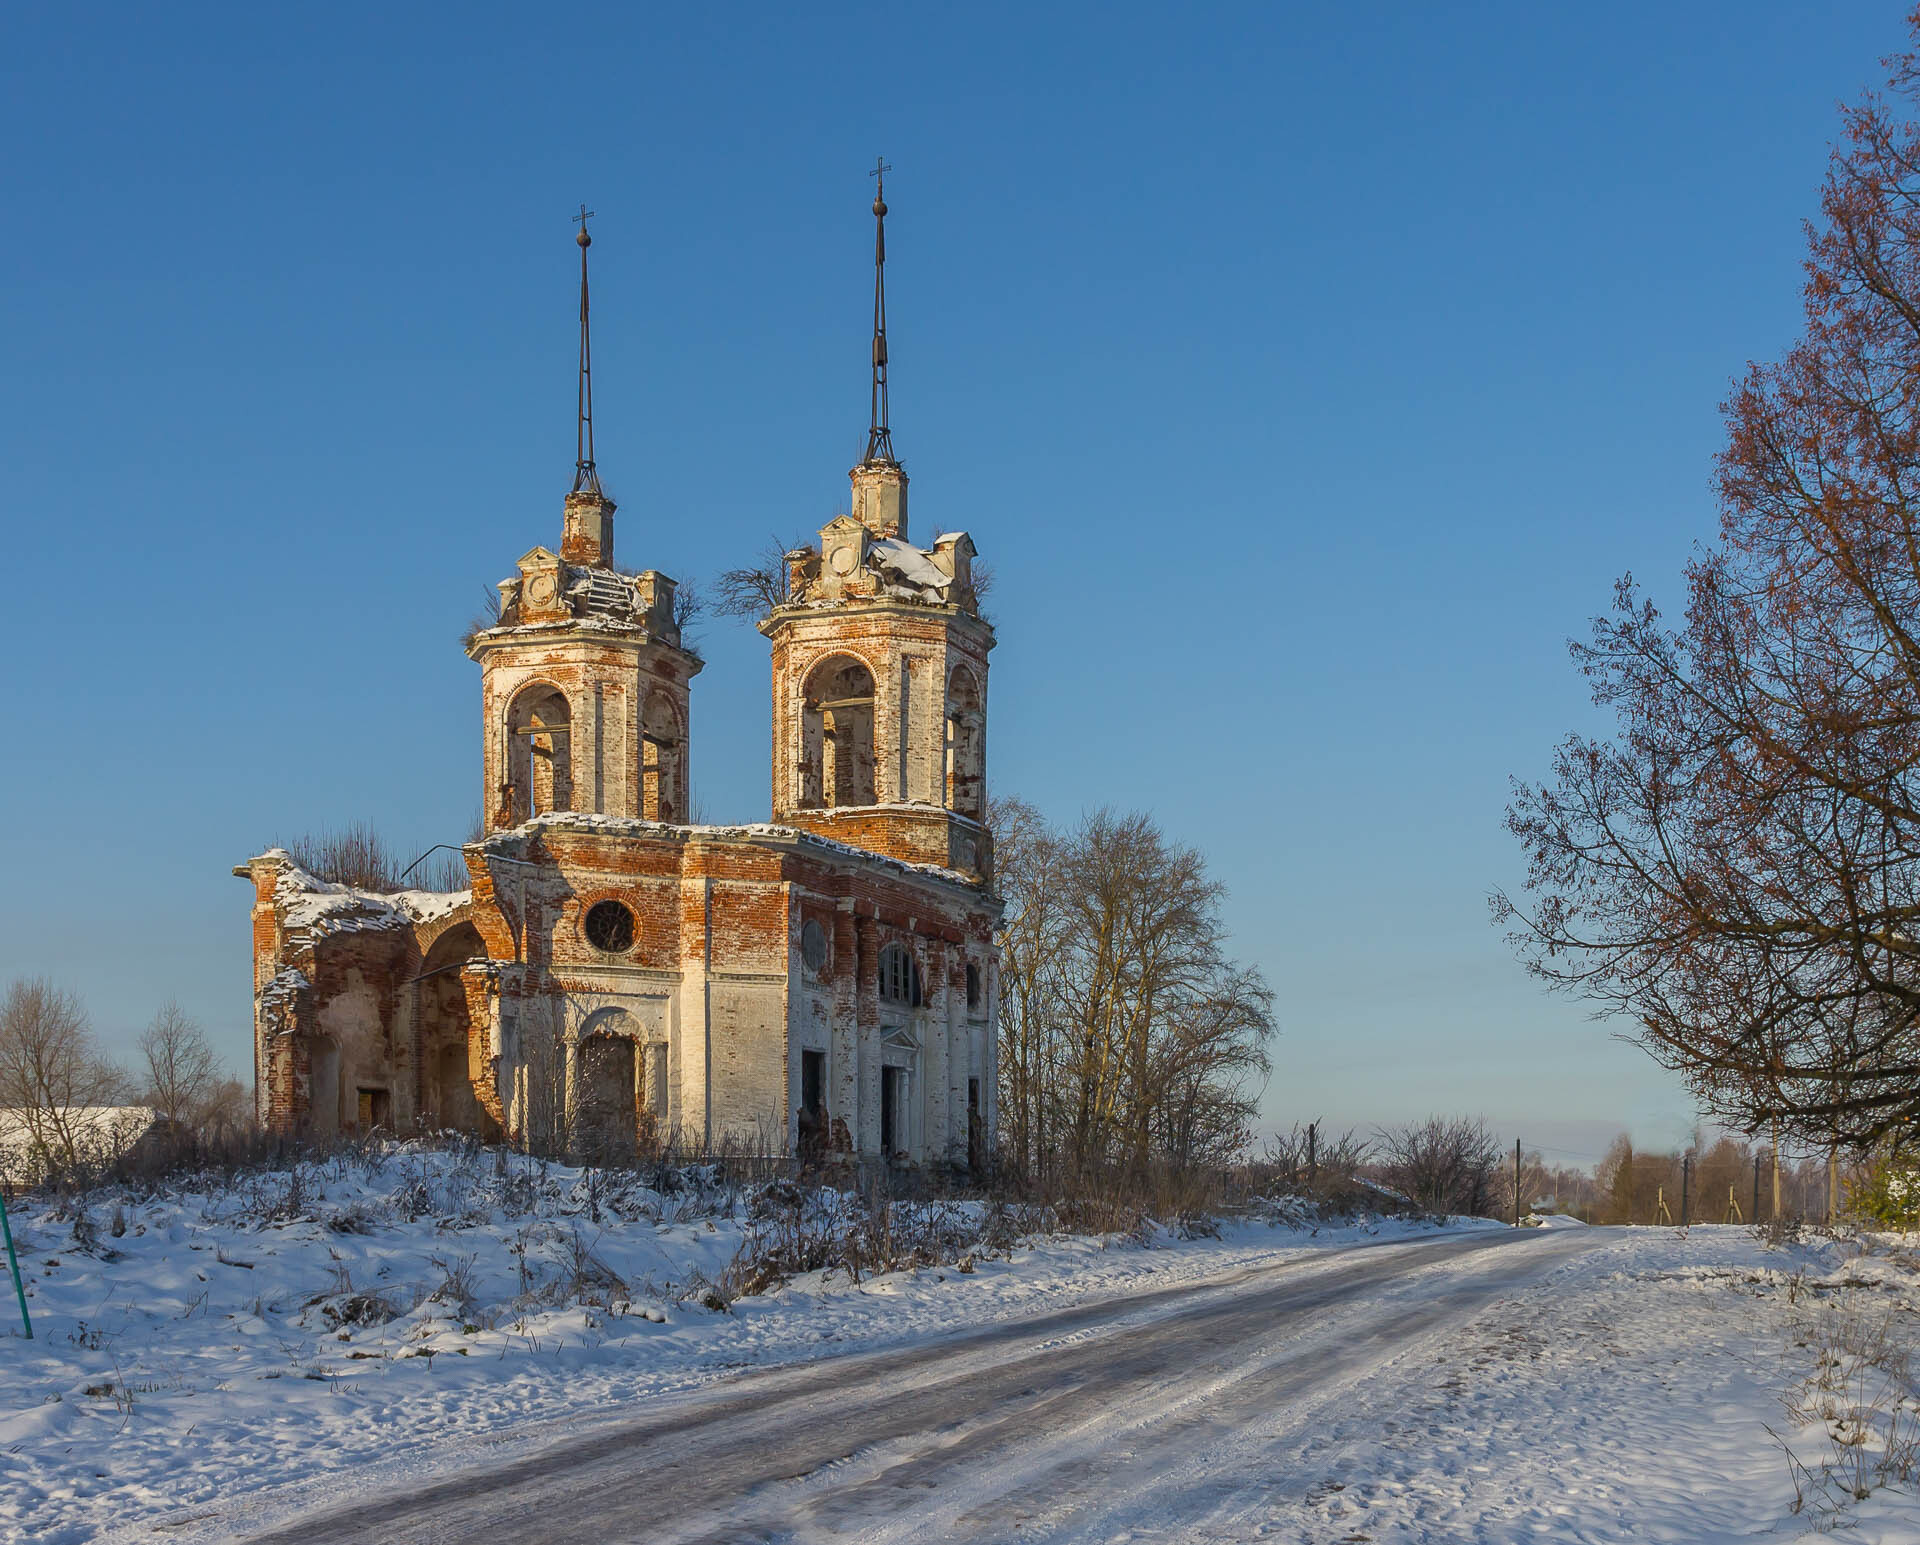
[583,899,636,953]
[801,919,829,974]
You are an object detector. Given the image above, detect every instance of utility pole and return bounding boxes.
[1681,1153,1690,1229]
[1514,1138,1522,1227]
[1771,1121,1782,1222]
[1306,1121,1317,1187]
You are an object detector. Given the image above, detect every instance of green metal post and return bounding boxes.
[0,1184,29,1338]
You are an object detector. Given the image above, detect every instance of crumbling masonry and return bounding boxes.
[239,191,1000,1166]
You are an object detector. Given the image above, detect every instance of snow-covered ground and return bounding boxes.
[2,1147,1917,1542]
[0,1147,1480,1544]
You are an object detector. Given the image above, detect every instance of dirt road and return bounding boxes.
[239,1228,1592,1543]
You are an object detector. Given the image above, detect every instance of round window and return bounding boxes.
[801,919,829,974]
[583,899,636,953]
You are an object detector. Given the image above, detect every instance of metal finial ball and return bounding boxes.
[872,197,887,217]
[577,228,592,248]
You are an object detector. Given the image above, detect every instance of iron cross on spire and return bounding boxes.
[865,159,896,464]
[572,204,603,497]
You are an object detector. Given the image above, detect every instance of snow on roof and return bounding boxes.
[257,852,471,940]
[867,537,951,602]
[0,1106,170,1182]
[484,811,986,892]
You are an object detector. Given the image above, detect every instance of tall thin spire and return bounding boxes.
[865,158,895,465]
[572,203,603,497]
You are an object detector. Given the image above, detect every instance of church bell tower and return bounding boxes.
[761,165,995,878]
[469,209,703,831]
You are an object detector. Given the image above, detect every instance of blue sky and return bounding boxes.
[1,2,1904,1162]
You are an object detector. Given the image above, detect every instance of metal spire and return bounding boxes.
[572,204,603,497]
[864,159,895,465]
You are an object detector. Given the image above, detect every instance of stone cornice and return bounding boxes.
[757,597,995,650]
[485,811,1001,912]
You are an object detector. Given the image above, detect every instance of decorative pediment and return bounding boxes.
[515,547,570,623]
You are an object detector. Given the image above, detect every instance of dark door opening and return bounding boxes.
[799,1049,827,1161]
[802,1049,825,1115]
[968,1077,983,1172]
[357,1087,391,1131]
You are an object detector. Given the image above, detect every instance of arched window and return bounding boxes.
[641,690,683,822]
[965,962,982,1012]
[946,666,984,819]
[505,685,573,823]
[878,942,923,1008]
[801,656,875,809]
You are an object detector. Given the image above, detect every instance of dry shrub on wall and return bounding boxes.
[283,822,402,891]
[281,819,479,894]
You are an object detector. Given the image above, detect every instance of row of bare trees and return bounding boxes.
[0,978,247,1176]
[1499,21,1920,1154]
[992,799,1277,1180]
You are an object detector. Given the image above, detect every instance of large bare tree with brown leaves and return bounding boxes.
[1498,16,1920,1152]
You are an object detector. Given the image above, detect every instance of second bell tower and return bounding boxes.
[760,167,995,878]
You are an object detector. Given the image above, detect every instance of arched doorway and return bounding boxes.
[573,1009,640,1162]
[417,922,485,1133]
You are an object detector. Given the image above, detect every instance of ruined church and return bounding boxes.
[239,176,1000,1167]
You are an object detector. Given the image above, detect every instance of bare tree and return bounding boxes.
[1374,1116,1503,1217]
[988,794,1071,1178]
[198,1077,254,1145]
[1497,20,1920,1151]
[138,1001,221,1130]
[713,535,808,621]
[989,800,1276,1178]
[462,582,504,650]
[0,979,129,1172]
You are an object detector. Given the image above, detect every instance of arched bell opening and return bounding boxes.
[800,655,876,809]
[505,684,573,823]
[641,690,684,822]
[946,664,984,819]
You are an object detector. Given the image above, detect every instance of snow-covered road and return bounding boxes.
[18,1152,1920,1543]
[239,1228,1593,1543]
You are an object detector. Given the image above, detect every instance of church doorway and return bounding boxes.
[881,1065,906,1159]
[574,1027,638,1162]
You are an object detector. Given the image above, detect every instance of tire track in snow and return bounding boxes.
[231,1228,1589,1544]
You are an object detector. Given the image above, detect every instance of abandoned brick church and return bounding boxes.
[238,177,1000,1167]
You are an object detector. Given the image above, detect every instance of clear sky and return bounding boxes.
[1,2,1905,1165]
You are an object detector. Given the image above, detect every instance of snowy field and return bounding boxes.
[0,1147,1916,1543]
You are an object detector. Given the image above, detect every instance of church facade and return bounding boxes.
[238,182,1001,1167]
